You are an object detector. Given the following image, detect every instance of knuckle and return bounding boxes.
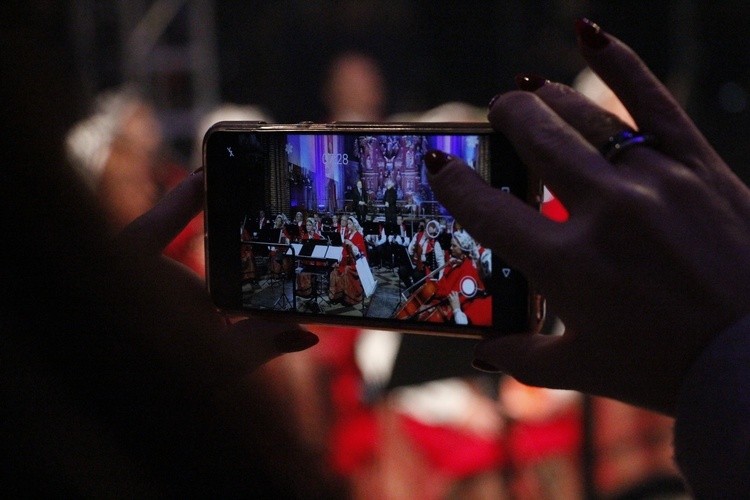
[488,91,542,124]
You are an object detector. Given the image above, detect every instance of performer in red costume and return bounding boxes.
[269,213,292,278]
[400,219,444,289]
[329,216,368,305]
[397,229,490,325]
[437,230,491,325]
[297,218,324,297]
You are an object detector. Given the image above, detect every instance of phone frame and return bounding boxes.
[203,121,544,338]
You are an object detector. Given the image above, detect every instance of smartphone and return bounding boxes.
[203,121,544,338]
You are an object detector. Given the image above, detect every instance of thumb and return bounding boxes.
[220,318,319,376]
[473,333,573,390]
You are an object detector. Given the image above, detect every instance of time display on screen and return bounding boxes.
[322,153,349,164]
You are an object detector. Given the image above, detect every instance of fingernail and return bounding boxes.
[424,149,452,175]
[471,358,502,373]
[191,166,205,175]
[514,73,550,92]
[575,18,609,50]
[274,330,319,353]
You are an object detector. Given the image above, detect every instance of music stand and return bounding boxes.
[322,231,343,246]
[297,240,333,313]
[285,223,300,241]
[384,223,399,270]
[271,243,296,310]
[257,225,272,249]
[298,240,316,257]
[389,244,410,316]
[267,227,282,243]
[363,221,380,236]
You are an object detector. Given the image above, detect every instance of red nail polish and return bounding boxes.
[424,149,452,175]
[575,18,609,50]
[514,73,549,92]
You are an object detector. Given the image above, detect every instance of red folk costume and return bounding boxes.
[434,257,491,326]
[269,222,292,278]
[329,228,368,305]
[409,229,443,277]
[297,227,323,297]
[401,230,490,325]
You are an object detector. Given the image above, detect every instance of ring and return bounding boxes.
[601,130,657,162]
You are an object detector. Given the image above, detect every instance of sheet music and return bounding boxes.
[326,246,344,261]
[287,243,302,255]
[311,245,328,259]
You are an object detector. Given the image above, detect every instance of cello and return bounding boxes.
[394,260,454,322]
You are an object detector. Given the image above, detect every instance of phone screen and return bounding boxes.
[204,123,539,337]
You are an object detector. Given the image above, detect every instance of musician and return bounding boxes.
[256,210,270,234]
[254,209,272,251]
[297,218,323,298]
[398,219,424,288]
[269,214,292,278]
[388,214,410,247]
[399,219,444,289]
[312,213,323,232]
[329,215,368,305]
[338,213,350,241]
[364,219,387,268]
[383,178,398,225]
[294,211,305,236]
[433,230,491,326]
[351,180,368,222]
[271,214,291,243]
[387,214,411,270]
[395,229,489,325]
[330,213,340,233]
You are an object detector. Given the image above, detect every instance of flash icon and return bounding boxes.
[227,147,234,157]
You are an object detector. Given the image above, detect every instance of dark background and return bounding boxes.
[67,0,750,183]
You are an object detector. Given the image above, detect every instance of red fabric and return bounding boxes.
[158,163,206,276]
[340,230,367,270]
[435,258,492,326]
[541,193,569,222]
[163,215,204,275]
[315,328,377,475]
[329,409,379,475]
[506,410,582,465]
[401,415,505,478]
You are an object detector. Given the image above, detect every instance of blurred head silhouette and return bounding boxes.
[322,51,386,121]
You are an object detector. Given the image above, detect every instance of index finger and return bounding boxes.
[426,151,559,272]
[576,19,725,174]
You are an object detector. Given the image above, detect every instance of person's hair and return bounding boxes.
[348,216,362,232]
